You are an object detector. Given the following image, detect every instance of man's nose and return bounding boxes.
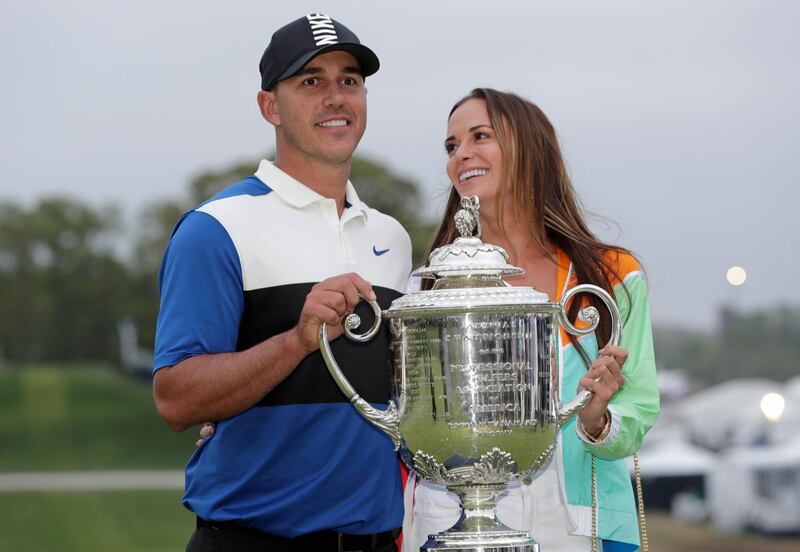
[322,83,346,107]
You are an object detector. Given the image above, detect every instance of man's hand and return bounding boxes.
[292,273,376,354]
[155,272,377,433]
[578,345,628,436]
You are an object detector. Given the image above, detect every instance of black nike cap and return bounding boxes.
[259,14,380,91]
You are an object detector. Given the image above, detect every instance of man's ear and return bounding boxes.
[257,90,280,126]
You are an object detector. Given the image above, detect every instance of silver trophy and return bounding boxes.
[320,196,621,552]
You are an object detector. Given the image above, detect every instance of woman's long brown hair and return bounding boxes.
[425,88,634,352]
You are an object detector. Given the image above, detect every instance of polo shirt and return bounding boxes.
[154,159,412,537]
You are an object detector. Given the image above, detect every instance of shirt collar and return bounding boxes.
[254,159,368,219]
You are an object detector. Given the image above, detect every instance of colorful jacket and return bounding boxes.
[556,248,659,546]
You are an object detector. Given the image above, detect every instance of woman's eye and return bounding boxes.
[475,131,490,140]
[444,143,456,154]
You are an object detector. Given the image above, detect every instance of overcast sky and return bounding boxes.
[2,0,798,330]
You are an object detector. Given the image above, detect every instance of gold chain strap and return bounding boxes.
[592,454,597,552]
[633,452,649,552]
[591,453,649,552]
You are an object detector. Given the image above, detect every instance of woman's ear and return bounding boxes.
[257,90,280,126]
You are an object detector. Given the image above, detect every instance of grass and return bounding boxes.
[0,365,196,470]
[0,490,193,552]
[647,513,800,552]
[0,365,196,551]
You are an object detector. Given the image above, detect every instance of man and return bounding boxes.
[153,14,411,552]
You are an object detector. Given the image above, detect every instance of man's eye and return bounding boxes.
[342,77,357,86]
[303,77,319,86]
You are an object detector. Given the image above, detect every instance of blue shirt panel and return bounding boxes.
[602,540,638,552]
[153,177,271,371]
[199,175,271,206]
[183,402,404,536]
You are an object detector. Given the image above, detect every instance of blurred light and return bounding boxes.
[760,392,785,422]
[726,266,747,286]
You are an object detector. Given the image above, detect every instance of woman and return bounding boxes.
[402,89,659,552]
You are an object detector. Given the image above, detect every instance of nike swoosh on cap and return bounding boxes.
[373,246,390,256]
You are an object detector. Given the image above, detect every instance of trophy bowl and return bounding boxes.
[320,197,621,552]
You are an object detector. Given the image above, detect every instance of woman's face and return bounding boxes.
[445,98,504,207]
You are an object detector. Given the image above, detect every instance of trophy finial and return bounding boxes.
[454,196,482,238]
[412,194,524,280]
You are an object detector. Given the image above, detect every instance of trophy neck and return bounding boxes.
[431,275,507,290]
[426,484,539,550]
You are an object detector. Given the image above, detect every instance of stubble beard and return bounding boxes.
[282,123,360,167]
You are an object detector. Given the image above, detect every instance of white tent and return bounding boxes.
[725,438,800,469]
[674,378,782,450]
[630,438,716,519]
[633,438,716,477]
[707,439,800,534]
[773,375,800,444]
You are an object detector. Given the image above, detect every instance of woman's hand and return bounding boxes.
[578,345,628,438]
[195,422,215,448]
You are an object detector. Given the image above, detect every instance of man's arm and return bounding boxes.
[154,273,375,432]
[154,328,306,432]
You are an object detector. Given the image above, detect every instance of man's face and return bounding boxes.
[268,50,367,166]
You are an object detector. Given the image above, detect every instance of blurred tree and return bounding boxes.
[125,200,186,349]
[0,198,129,362]
[652,325,716,375]
[714,306,800,382]
[652,305,800,385]
[130,200,186,279]
[188,160,260,206]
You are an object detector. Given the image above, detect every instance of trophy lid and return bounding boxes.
[412,196,522,280]
[389,196,551,312]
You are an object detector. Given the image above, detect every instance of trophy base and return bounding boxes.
[422,528,538,552]
[419,483,539,552]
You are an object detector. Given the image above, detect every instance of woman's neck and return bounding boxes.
[479,212,553,264]
[479,211,559,297]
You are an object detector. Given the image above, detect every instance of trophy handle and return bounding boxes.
[318,296,403,450]
[556,284,622,424]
